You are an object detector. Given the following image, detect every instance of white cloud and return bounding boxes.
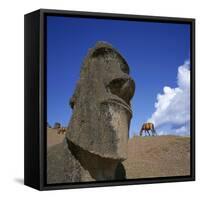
[148,60,190,135]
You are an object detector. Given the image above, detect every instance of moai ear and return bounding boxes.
[69,97,75,109]
[69,81,81,109]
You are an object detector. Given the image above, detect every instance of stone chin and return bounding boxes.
[100,99,132,161]
[65,97,132,161]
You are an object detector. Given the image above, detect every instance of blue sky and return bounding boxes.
[47,16,190,137]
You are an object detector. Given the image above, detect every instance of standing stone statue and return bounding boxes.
[53,122,61,129]
[47,41,135,184]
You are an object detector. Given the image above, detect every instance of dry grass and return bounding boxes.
[123,135,190,179]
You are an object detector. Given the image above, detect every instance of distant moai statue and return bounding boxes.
[47,42,135,183]
[53,122,61,129]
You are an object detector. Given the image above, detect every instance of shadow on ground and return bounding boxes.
[14,178,24,185]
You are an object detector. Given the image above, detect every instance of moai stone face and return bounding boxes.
[66,42,135,161]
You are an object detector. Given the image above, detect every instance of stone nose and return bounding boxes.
[120,78,135,104]
[107,77,135,105]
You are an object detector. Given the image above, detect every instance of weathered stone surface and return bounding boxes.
[47,41,135,183]
[67,41,135,160]
[47,139,90,183]
[47,138,125,183]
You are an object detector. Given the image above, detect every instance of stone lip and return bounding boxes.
[101,98,132,116]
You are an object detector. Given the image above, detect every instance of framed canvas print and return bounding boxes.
[24,9,195,190]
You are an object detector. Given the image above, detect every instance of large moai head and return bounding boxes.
[66,42,135,161]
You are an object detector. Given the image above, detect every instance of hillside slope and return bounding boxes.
[123,136,190,179]
[47,128,65,148]
[47,129,190,179]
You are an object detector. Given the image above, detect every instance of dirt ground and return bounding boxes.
[47,129,190,178]
[123,135,190,179]
[47,128,65,148]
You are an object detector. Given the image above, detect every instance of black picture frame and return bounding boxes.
[24,9,195,191]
